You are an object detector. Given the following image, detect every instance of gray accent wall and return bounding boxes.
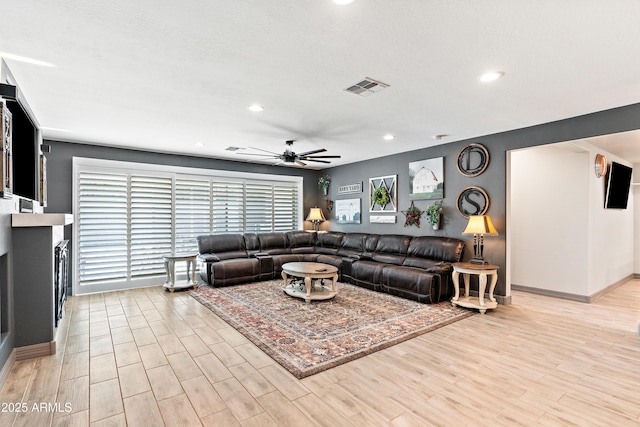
[322,103,640,300]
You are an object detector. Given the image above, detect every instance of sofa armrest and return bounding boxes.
[251,252,270,258]
[198,253,220,263]
[426,262,452,274]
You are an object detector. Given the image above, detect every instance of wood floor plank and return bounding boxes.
[213,377,265,421]
[122,390,164,427]
[146,365,183,401]
[118,362,151,398]
[89,353,117,385]
[181,375,227,418]
[89,378,123,422]
[167,352,204,382]
[157,393,202,427]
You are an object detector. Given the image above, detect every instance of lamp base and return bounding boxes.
[468,257,489,265]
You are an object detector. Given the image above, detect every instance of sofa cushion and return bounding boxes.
[370,234,411,265]
[286,231,317,254]
[407,236,464,263]
[258,232,291,255]
[349,260,385,291]
[197,234,246,255]
[243,233,260,253]
[315,231,344,255]
[337,232,367,258]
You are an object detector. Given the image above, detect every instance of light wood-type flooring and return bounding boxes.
[1,279,639,426]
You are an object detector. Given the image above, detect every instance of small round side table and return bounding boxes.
[162,252,198,292]
[451,262,499,314]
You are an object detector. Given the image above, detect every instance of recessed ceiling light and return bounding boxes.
[248,104,264,112]
[194,142,205,147]
[333,0,355,4]
[479,71,505,82]
[383,134,395,140]
[0,51,56,68]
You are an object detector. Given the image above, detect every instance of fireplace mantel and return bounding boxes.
[11,213,73,227]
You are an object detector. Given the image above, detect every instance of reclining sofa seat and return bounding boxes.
[196,230,464,304]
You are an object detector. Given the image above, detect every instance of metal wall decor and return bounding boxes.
[457,143,489,177]
[594,153,607,178]
[456,186,490,218]
[369,175,397,212]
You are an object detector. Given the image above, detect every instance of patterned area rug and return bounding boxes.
[188,280,473,378]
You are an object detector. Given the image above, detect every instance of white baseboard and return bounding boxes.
[512,274,633,303]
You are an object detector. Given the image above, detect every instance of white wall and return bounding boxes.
[634,172,640,274]
[510,143,634,298]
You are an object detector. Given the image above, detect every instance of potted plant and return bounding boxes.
[425,201,443,230]
[318,175,331,196]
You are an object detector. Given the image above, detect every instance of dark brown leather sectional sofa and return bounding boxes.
[196,230,465,304]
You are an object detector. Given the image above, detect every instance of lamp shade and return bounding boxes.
[462,215,498,235]
[306,207,326,222]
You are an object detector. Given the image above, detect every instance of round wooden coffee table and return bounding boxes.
[281,262,338,303]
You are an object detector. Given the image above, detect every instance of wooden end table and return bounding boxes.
[281,262,338,303]
[451,262,499,314]
[162,252,198,292]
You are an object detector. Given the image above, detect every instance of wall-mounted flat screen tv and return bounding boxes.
[604,161,632,209]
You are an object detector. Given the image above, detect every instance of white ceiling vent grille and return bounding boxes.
[344,77,389,97]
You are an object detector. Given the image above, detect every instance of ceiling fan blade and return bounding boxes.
[303,159,331,164]
[248,146,281,155]
[297,148,326,157]
[295,160,307,167]
[302,155,341,159]
[237,153,278,157]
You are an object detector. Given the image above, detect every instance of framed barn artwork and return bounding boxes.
[409,157,444,200]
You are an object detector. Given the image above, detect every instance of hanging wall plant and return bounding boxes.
[425,201,443,229]
[318,175,331,196]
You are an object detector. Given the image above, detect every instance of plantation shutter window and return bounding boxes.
[212,181,244,234]
[176,178,212,253]
[77,172,128,284]
[130,175,173,278]
[73,158,302,294]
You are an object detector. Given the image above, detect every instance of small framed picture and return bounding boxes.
[334,198,361,224]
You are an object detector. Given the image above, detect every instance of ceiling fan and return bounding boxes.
[240,140,341,167]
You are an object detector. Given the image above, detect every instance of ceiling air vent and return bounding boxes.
[344,77,389,97]
[225,146,242,151]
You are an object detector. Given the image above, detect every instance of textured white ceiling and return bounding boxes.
[1,1,639,168]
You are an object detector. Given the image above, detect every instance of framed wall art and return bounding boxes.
[456,186,490,218]
[409,157,443,200]
[369,175,397,212]
[457,143,489,177]
[334,198,361,224]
